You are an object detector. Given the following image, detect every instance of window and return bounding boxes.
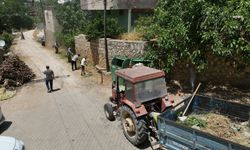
[125,81,134,101]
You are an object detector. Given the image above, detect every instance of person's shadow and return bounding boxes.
[0,121,12,134]
[52,88,61,92]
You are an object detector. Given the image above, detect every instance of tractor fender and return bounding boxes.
[121,99,148,117]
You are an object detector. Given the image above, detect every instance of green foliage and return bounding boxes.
[11,15,34,30]
[55,32,74,49]
[53,0,86,47]
[184,116,207,128]
[85,12,123,41]
[142,0,250,72]
[134,15,154,39]
[55,0,87,35]
[54,0,123,45]
[0,0,34,33]
[0,32,14,49]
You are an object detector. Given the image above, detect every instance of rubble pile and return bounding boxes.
[0,55,35,87]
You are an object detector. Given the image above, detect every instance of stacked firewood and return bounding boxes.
[0,55,35,87]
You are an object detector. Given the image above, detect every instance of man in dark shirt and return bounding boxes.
[43,66,54,93]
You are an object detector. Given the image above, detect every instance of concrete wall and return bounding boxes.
[80,0,157,10]
[44,7,60,48]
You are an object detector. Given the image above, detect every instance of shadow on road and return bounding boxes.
[32,75,70,83]
[136,140,151,149]
[0,121,12,134]
[52,88,61,92]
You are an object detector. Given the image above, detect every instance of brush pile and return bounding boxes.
[0,55,35,88]
[179,113,250,147]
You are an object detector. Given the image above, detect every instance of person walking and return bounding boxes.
[80,57,87,76]
[71,54,80,71]
[67,47,73,62]
[54,41,59,54]
[43,65,54,93]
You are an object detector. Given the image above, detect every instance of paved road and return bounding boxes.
[0,31,148,150]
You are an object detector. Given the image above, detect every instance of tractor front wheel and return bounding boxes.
[120,105,148,146]
[104,103,115,121]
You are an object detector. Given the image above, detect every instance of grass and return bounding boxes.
[0,88,16,101]
[183,116,207,128]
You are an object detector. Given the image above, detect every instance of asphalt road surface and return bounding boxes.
[0,30,150,150]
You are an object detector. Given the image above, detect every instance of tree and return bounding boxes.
[85,12,123,41]
[55,0,87,35]
[0,0,34,33]
[143,0,250,72]
[54,0,122,46]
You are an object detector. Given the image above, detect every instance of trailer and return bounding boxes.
[158,95,250,150]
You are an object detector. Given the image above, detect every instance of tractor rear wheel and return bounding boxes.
[120,105,148,145]
[104,103,115,121]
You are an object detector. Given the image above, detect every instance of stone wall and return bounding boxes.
[75,35,146,68]
[74,34,99,65]
[170,54,250,87]
[75,34,90,60]
[98,38,146,68]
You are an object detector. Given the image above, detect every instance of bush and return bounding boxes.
[0,32,14,49]
[85,14,123,41]
[11,15,34,30]
[143,0,250,72]
[134,15,154,40]
[55,32,75,49]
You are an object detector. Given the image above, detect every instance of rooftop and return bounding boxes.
[116,66,165,83]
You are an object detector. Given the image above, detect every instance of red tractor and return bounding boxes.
[104,66,174,145]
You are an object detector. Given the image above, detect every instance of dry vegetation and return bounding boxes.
[0,54,35,88]
[182,113,250,147]
[119,32,143,41]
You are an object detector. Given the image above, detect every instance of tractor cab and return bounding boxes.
[114,66,168,108]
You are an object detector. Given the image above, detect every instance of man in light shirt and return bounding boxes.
[80,57,87,76]
[71,54,80,71]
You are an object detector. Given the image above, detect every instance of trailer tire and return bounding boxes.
[104,103,115,121]
[120,105,148,146]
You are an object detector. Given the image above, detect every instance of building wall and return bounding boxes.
[80,0,157,10]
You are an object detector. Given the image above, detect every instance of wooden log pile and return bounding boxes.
[0,55,35,87]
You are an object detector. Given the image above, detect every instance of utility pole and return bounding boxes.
[104,0,110,72]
